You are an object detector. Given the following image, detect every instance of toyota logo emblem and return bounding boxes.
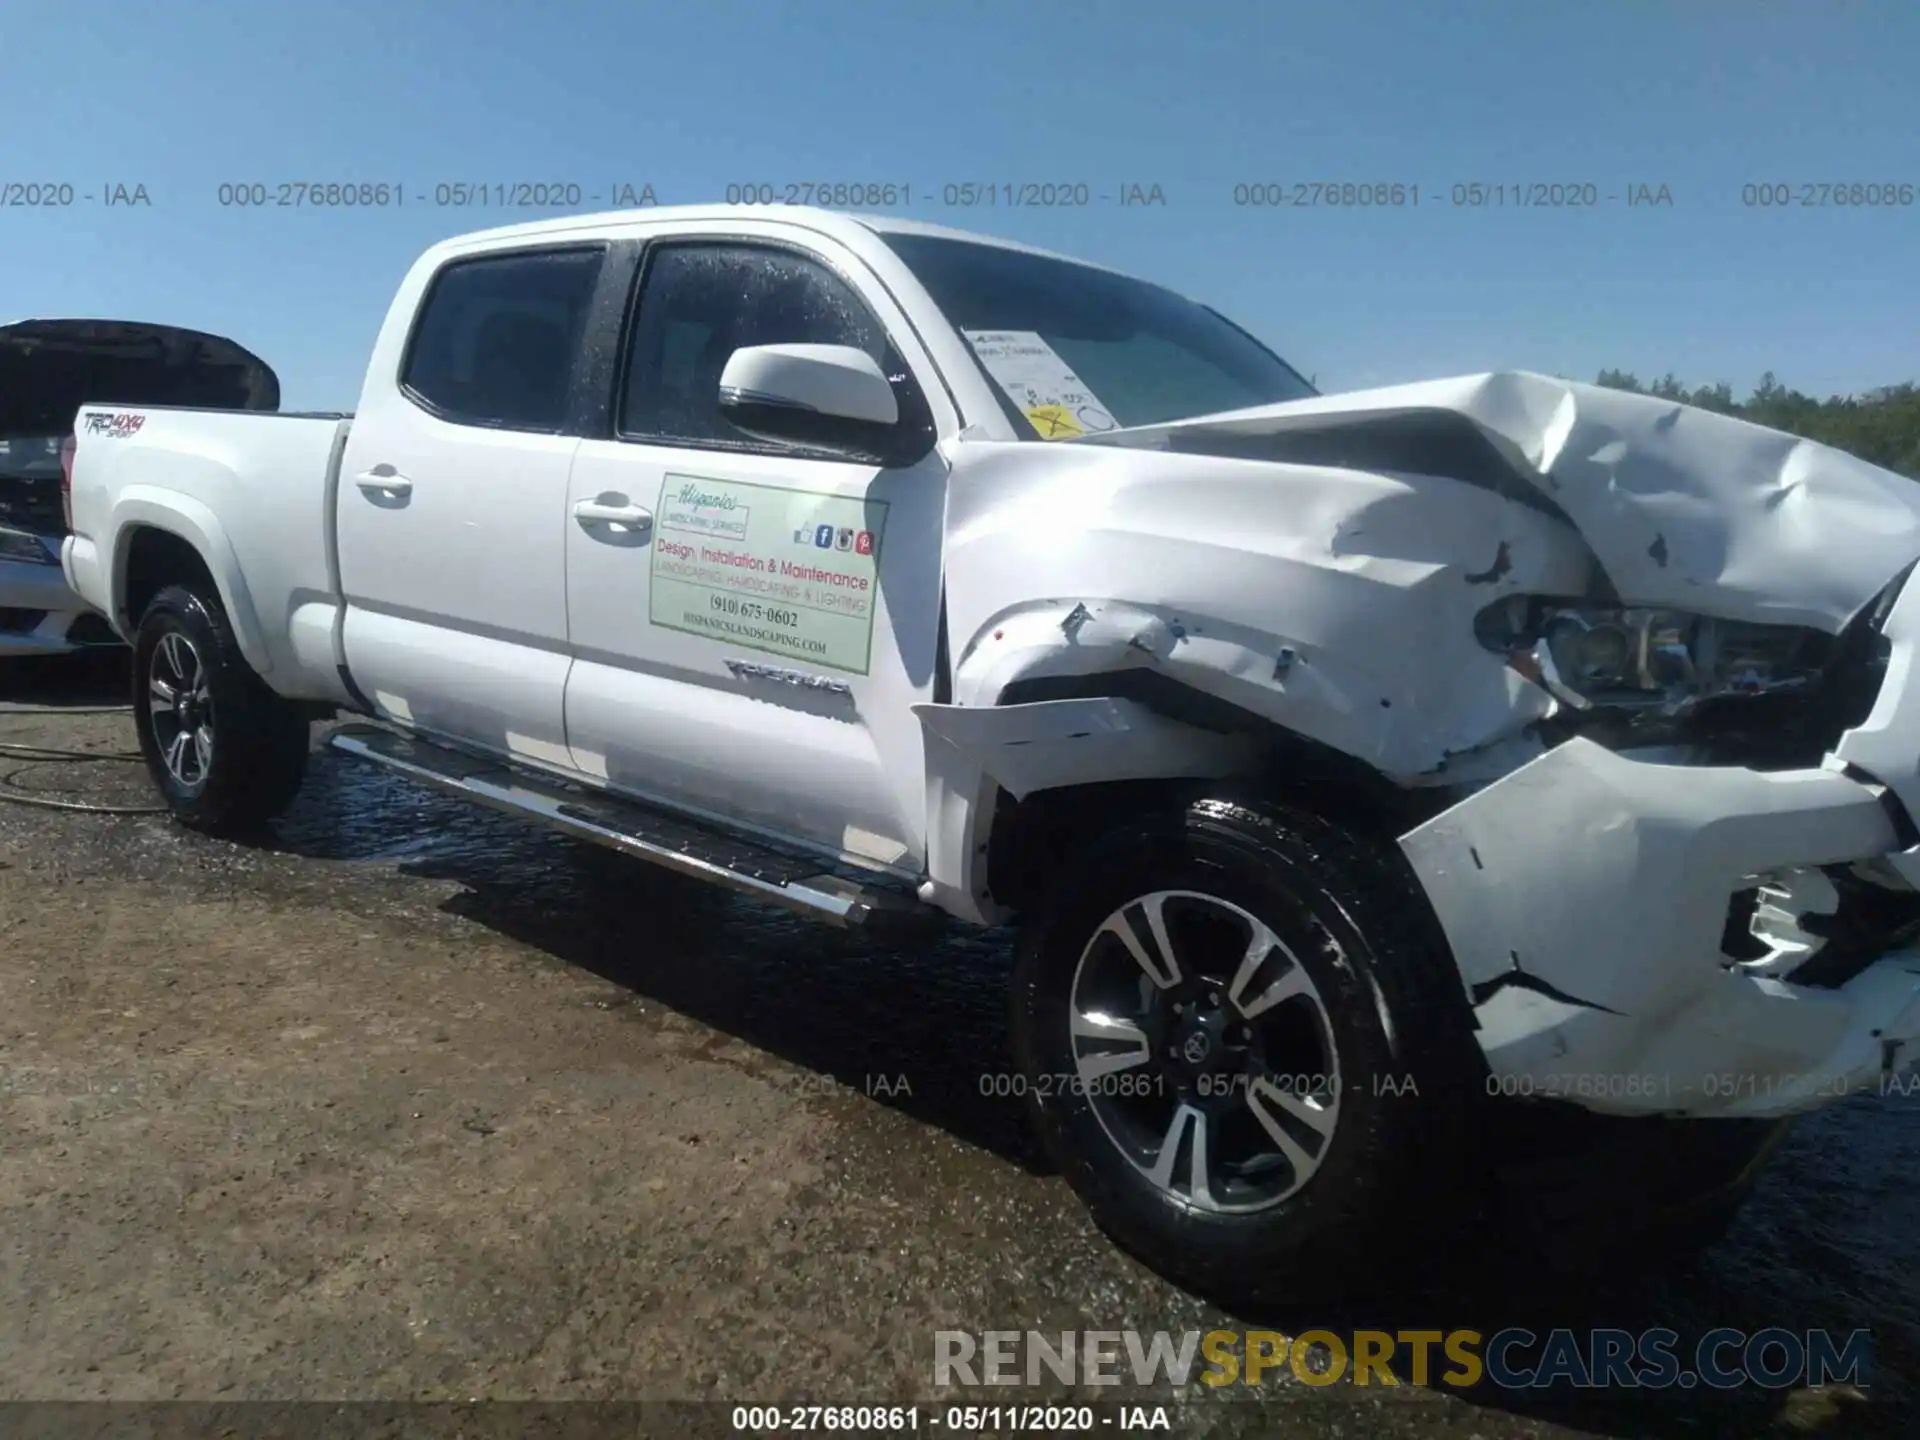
[1181,1033,1211,1065]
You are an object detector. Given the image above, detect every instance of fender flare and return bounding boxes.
[110,488,274,678]
[911,694,1259,924]
[912,695,1254,801]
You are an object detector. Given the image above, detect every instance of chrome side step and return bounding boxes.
[326,724,937,933]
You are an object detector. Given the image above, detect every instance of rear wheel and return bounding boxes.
[132,582,309,834]
[1010,795,1486,1303]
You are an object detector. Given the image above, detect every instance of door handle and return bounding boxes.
[354,468,413,496]
[573,499,653,529]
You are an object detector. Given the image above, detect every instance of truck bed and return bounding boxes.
[65,405,355,702]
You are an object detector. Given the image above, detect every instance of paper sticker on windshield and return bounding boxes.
[962,330,1118,441]
[650,474,886,676]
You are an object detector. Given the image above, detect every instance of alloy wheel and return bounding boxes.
[148,631,215,789]
[1068,889,1343,1214]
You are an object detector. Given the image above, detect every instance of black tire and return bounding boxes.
[1010,795,1487,1304]
[131,582,310,834]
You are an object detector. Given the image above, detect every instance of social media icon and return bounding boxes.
[792,527,810,545]
[814,524,834,548]
[854,531,875,556]
[835,526,854,551]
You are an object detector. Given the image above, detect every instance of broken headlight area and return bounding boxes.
[1475,594,1891,767]
[1724,861,1920,989]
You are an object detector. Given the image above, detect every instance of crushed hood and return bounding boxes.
[0,319,278,440]
[1079,371,1920,633]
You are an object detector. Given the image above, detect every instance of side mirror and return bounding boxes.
[717,343,904,458]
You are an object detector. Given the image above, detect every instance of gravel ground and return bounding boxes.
[1,652,1915,1437]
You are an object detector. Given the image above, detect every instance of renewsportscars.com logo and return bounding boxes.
[933,1327,1872,1391]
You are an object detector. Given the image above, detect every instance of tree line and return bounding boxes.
[1591,369,1920,479]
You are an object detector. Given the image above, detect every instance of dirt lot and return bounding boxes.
[2,653,1917,1436]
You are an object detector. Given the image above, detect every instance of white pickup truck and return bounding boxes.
[62,206,1920,1297]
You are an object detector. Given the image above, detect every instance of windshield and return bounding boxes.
[879,233,1316,439]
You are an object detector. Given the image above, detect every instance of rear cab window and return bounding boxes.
[401,247,605,432]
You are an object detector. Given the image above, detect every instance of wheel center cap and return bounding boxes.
[1169,1004,1233,1075]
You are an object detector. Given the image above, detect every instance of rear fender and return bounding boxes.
[111,489,272,677]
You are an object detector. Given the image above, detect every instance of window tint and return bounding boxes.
[401,247,604,431]
[620,243,923,449]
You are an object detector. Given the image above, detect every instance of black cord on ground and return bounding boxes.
[0,786,168,815]
[0,703,137,716]
[0,704,167,814]
[0,743,145,762]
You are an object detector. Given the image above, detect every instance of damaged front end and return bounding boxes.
[954,371,1920,1114]
[1353,384,1920,1117]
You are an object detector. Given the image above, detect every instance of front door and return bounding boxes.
[562,232,950,870]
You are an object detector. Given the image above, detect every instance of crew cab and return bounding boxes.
[61,207,1920,1299]
[0,319,277,656]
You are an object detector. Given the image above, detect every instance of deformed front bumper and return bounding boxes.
[1399,566,1920,1121]
[1402,740,1920,1117]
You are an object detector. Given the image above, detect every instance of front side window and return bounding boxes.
[619,243,930,452]
[879,232,1315,439]
[401,247,604,432]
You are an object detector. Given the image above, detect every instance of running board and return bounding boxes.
[326,724,937,932]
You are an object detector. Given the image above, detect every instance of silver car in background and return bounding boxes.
[0,320,279,656]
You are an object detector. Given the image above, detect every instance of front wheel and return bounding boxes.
[132,582,310,834]
[1010,796,1486,1303]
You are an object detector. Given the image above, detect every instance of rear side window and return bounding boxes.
[401,247,604,432]
[619,243,931,451]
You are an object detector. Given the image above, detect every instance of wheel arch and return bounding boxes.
[111,496,273,678]
[917,665,1447,923]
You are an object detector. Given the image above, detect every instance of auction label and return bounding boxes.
[961,329,1118,440]
[651,474,887,676]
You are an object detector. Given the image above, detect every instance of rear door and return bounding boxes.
[562,229,952,869]
[334,245,604,770]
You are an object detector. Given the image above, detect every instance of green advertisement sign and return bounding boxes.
[649,473,889,676]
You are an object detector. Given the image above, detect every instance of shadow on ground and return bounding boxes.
[0,648,132,709]
[268,741,1047,1171]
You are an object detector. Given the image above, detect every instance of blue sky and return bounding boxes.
[4,0,1915,410]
